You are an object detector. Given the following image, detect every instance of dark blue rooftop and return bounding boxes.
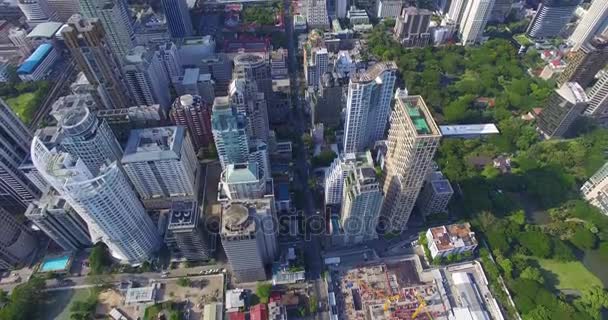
[276,182,290,201]
[17,43,53,75]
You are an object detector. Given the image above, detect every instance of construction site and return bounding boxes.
[329,255,502,320]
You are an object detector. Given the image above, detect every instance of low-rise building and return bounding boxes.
[425,223,478,259]
[416,171,453,216]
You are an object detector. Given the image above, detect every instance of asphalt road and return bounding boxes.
[283,3,329,319]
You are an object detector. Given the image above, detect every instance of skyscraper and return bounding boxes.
[158,41,182,78]
[79,0,134,58]
[165,201,210,262]
[233,53,273,104]
[381,90,442,231]
[123,46,171,109]
[324,152,366,206]
[25,190,92,251]
[584,71,608,119]
[229,78,270,143]
[0,206,37,270]
[161,0,193,38]
[48,0,78,21]
[0,99,41,214]
[416,170,454,216]
[526,0,581,39]
[336,0,348,18]
[122,126,198,208]
[62,15,131,109]
[394,7,432,47]
[306,0,330,30]
[304,46,328,89]
[581,161,608,216]
[447,0,468,24]
[489,0,512,22]
[568,0,608,51]
[340,151,383,244]
[59,107,123,175]
[459,0,495,45]
[31,140,160,264]
[557,35,608,88]
[220,200,277,282]
[211,96,250,169]
[343,62,397,153]
[537,82,589,139]
[170,94,213,151]
[17,0,58,26]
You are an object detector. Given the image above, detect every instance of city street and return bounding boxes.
[284,2,328,319]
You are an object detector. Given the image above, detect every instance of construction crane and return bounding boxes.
[412,293,433,320]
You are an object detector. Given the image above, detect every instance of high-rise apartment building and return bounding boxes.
[165,201,210,261]
[381,90,442,231]
[221,200,277,282]
[311,72,342,127]
[59,107,123,175]
[537,82,589,139]
[0,206,37,270]
[340,152,383,244]
[584,71,608,118]
[447,0,467,24]
[25,189,91,251]
[169,94,213,151]
[343,62,397,153]
[220,162,267,201]
[79,0,134,58]
[336,0,348,18]
[416,170,454,216]
[304,46,329,89]
[50,93,103,123]
[123,46,171,109]
[306,0,330,30]
[489,0,512,22]
[8,27,33,58]
[229,78,270,143]
[62,15,131,109]
[394,7,432,47]
[557,36,608,88]
[233,53,272,98]
[17,0,58,26]
[122,126,198,208]
[581,161,608,216]
[161,0,193,38]
[19,126,61,194]
[31,140,160,264]
[211,96,250,169]
[568,0,608,51]
[526,0,581,39]
[376,0,402,18]
[324,152,368,206]
[158,41,182,78]
[48,0,78,21]
[459,0,495,45]
[0,99,41,214]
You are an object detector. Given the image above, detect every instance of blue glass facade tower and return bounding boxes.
[162,0,193,38]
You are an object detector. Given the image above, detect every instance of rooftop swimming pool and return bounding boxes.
[40,255,70,272]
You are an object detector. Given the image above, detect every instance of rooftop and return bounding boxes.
[557,82,588,104]
[428,223,477,253]
[122,126,185,163]
[125,284,157,304]
[221,204,254,234]
[17,43,54,74]
[168,201,199,229]
[27,22,63,39]
[397,93,441,136]
[350,61,397,83]
[225,162,259,184]
[225,288,246,310]
[439,124,499,136]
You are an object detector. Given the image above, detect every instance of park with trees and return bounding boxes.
[365,20,608,320]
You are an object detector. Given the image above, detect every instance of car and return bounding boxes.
[160,274,168,278]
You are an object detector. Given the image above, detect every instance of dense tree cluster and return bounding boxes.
[242,6,277,25]
[0,277,46,320]
[367,23,554,124]
[88,242,112,275]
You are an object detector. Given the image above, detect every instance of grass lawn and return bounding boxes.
[43,288,91,320]
[535,258,602,292]
[5,92,37,125]
[513,34,534,46]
